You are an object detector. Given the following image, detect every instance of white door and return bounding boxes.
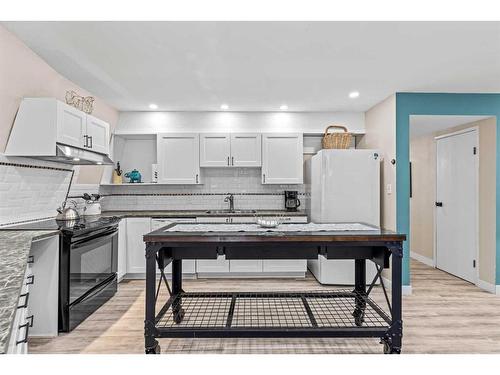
[56,102,86,148]
[200,133,231,167]
[230,133,262,167]
[436,130,478,283]
[157,133,200,184]
[126,218,151,274]
[262,133,303,184]
[86,115,110,154]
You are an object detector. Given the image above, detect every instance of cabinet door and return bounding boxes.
[56,102,86,148]
[200,133,231,167]
[230,133,262,167]
[86,115,110,155]
[157,133,200,184]
[118,219,127,280]
[230,260,263,273]
[262,133,303,184]
[263,260,307,273]
[126,218,151,274]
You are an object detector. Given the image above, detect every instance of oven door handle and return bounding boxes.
[69,274,116,307]
[71,228,118,249]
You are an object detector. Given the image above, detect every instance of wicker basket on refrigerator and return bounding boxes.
[321,125,352,149]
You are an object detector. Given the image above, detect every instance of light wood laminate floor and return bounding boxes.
[29,260,500,354]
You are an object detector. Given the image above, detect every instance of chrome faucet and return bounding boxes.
[224,194,234,212]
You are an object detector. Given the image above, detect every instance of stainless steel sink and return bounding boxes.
[205,209,257,214]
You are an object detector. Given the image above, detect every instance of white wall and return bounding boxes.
[357,95,396,231]
[116,111,365,134]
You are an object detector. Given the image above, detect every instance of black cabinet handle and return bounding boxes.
[26,275,35,285]
[435,202,443,207]
[16,321,30,345]
[227,156,230,166]
[231,156,234,166]
[195,174,199,184]
[83,135,89,148]
[18,292,29,309]
[27,255,34,264]
[27,315,34,327]
[89,136,93,148]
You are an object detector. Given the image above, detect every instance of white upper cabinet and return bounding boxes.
[157,133,201,184]
[262,133,303,184]
[86,114,110,155]
[200,133,231,167]
[200,133,261,168]
[5,98,110,157]
[56,102,87,148]
[230,133,261,167]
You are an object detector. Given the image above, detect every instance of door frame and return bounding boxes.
[434,127,479,284]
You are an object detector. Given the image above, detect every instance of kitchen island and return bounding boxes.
[143,223,406,354]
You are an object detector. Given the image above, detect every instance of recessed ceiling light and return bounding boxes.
[149,103,158,110]
[280,105,288,111]
[348,91,360,99]
[72,157,80,162]
[96,162,102,165]
[220,104,229,110]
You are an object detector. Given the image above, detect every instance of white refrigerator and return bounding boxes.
[305,149,380,285]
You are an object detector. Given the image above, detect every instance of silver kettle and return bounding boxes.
[56,200,80,221]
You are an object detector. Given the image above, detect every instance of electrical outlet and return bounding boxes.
[386,183,392,195]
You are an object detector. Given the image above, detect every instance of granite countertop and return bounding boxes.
[102,209,308,218]
[0,230,59,354]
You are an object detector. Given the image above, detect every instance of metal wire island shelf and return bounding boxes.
[155,289,391,337]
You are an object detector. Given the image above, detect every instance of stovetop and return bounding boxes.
[0,216,120,235]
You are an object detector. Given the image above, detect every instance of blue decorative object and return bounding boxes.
[124,169,142,183]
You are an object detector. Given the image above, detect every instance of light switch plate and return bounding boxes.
[386,183,392,195]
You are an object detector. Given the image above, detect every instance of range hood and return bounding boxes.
[36,144,114,165]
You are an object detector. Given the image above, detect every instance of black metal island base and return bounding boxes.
[143,223,406,354]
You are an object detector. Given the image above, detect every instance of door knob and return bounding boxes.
[435,202,443,207]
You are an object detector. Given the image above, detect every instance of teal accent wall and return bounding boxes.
[396,93,500,286]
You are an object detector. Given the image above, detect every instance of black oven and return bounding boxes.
[59,225,118,332]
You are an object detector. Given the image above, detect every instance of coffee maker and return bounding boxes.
[284,191,301,211]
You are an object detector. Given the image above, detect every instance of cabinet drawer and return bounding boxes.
[263,260,307,273]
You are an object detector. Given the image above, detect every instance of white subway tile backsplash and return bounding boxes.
[0,156,73,225]
[99,167,306,212]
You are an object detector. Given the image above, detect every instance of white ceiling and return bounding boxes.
[3,21,500,112]
[410,115,493,138]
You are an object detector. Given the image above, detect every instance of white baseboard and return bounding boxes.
[410,251,435,267]
[381,276,412,295]
[477,279,497,294]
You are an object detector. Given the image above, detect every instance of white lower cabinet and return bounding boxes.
[7,234,59,354]
[230,260,263,273]
[196,256,230,274]
[120,215,308,278]
[126,218,151,275]
[118,219,128,280]
[263,260,307,273]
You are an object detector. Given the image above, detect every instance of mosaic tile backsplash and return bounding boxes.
[99,168,306,212]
